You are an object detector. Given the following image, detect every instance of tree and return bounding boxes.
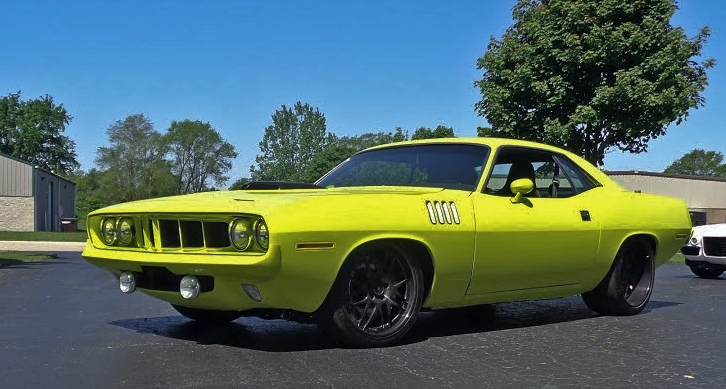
[95,114,176,203]
[251,102,334,181]
[0,91,79,173]
[474,0,714,166]
[302,128,409,182]
[165,120,238,194]
[663,149,726,177]
[62,168,110,222]
[411,125,455,140]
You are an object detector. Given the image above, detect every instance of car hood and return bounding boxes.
[88,186,448,216]
[692,223,726,238]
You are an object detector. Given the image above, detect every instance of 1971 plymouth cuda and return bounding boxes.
[82,138,692,347]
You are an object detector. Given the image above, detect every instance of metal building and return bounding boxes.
[606,170,726,226]
[0,153,76,231]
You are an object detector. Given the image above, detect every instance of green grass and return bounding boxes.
[667,252,685,264]
[0,231,87,242]
[0,251,57,268]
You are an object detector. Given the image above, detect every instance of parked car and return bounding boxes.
[82,137,691,347]
[681,223,726,279]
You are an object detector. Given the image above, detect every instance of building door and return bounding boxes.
[47,181,54,231]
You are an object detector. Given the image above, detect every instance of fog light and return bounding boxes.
[180,276,200,300]
[242,284,262,302]
[119,272,136,294]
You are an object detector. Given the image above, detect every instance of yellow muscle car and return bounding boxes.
[82,138,691,347]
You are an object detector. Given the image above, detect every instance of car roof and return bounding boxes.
[363,137,568,155]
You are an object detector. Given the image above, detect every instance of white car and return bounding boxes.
[681,223,726,279]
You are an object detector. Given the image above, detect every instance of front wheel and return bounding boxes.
[689,265,724,279]
[171,304,242,325]
[582,236,655,316]
[318,242,425,348]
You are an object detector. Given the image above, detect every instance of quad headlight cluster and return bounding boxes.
[100,217,136,247]
[229,217,269,252]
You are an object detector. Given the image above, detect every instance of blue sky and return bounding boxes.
[2,0,724,184]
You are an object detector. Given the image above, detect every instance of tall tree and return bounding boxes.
[411,125,455,140]
[62,168,110,223]
[0,91,79,173]
[303,129,409,183]
[251,102,334,181]
[474,0,714,166]
[663,149,726,177]
[165,120,238,194]
[95,114,176,203]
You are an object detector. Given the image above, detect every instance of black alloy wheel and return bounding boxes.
[582,236,655,316]
[319,242,424,348]
[618,241,654,307]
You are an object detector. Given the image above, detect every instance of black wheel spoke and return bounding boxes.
[358,301,376,329]
[342,247,419,336]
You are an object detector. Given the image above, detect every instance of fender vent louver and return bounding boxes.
[425,201,460,225]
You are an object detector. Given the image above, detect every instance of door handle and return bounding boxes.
[580,210,591,221]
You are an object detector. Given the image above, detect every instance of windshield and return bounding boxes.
[316,143,490,191]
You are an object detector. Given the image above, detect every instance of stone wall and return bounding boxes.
[0,196,35,231]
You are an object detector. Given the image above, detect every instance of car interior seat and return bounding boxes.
[495,161,538,197]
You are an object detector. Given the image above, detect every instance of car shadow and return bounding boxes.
[109,297,681,352]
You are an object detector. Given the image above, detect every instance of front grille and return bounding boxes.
[154,219,231,250]
[703,237,726,257]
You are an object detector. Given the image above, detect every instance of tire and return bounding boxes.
[582,236,655,316]
[171,304,242,324]
[689,265,724,279]
[318,242,425,348]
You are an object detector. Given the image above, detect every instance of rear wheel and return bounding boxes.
[318,242,424,348]
[689,265,724,279]
[582,236,654,316]
[171,304,242,324]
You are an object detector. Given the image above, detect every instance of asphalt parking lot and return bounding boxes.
[1,247,724,388]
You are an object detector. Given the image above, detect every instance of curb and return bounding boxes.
[0,241,86,252]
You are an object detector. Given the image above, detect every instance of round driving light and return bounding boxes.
[229,218,251,251]
[101,218,117,245]
[117,218,135,246]
[180,276,200,300]
[690,237,699,245]
[255,220,269,250]
[119,272,136,294]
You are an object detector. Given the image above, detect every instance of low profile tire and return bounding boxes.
[171,304,242,324]
[582,236,655,316]
[318,242,425,348]
[689,265,724,279]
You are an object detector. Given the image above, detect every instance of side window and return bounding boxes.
[484,147,596,198]
[555,156,597,194]
[484,147,552,197]
[484,163,511,192]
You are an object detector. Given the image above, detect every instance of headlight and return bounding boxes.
[255,220,269,250]
[690,237,700,246]
[117,218,135,246]
[229,218,252,251]
[101,218,117,245]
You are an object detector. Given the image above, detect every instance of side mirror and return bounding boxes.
[510,178,534,203]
